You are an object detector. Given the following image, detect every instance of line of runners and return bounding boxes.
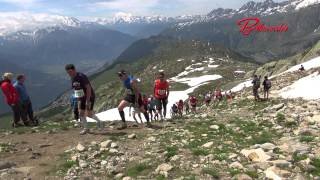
[66,65,174,134]
[1,63,279,134]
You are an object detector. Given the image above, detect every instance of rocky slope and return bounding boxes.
[1,53,320,179]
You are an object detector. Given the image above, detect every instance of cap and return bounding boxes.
[117,70,127,76]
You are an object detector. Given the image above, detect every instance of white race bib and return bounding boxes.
[158,90,166,96]
[74,90,84,98]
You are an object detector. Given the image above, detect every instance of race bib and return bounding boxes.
[126,89,134,95]
[158,90,166,96]
[74,90,84,98]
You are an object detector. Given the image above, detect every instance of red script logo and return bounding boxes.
[237,17,288,36]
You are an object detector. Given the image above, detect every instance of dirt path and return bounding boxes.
[0,126,154,179]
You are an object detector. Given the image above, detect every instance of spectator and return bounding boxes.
[14,74,38,126]
[262,76,272,100]
[1,73,28,127]
[298,65,305,72]
[252,75,261,101]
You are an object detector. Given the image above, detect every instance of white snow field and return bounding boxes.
[88,58,223,122]
[279,72,320,100]
[285,56,320,73]
[230,56,320,99]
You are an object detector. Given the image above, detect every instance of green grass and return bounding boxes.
[55,152,77,176]
[292,152,308,162]
[276,112,285,122]
[126,163,149,177]
[311,158,320,176]
[156,175,167,180]
[192,148,210,156]
[0,113,12,129]
[228,168,241,176]
[202,167,219,178]
[165,146,179,160]
[0,143,14,152]
[300,136,315,143]
[245,170,259,178]
[249,131,274,145]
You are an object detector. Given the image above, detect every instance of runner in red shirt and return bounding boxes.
[154,72,169,120]
[189,95,197,113]
[177,100,184,117]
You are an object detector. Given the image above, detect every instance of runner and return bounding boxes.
[65,64,102,135]
[129,104,143,124]
[170,103,178,118]
[214,88,223,102]
[226,90,233,103]
[117,70,151,129]
[184,100,190,114]
[262,76,272,100]
[148,95,158,121]
[1,73,28,127]
[14,74,38,126]
[154,72,169,120]
[177,100,184,117]
[204,92,211,106]
[189,95,197,113]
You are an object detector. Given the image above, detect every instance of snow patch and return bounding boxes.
[234,70,246,73]
[286,56,320,73]
[171,75,222,87]
[208,64,219,68]
[279,72,320,100]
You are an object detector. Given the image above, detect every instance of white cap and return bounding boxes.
[2,72,13,80]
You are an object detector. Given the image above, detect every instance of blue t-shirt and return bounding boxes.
[14,81,30,102]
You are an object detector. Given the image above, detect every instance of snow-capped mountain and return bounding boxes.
[0,12,82,36]
[183,0,320,25]
[91,12,200,25]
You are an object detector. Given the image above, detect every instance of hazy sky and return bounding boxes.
[0,0,287,19]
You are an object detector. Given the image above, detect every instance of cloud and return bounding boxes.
[0,0,39,7]
[89,0,160,15]
[0,11,79,35]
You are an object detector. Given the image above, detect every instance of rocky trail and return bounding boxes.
[1,94,320,180]
[1,67,320,179]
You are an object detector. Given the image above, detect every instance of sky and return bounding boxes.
[0,0,287,19]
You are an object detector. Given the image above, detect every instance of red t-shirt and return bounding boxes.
[154,79,169,99]
[178,101,184,110]
[0,80,19,105]
[190,97,197,105]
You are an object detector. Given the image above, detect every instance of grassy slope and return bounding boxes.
[37,38,257,121]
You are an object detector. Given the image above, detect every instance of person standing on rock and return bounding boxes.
[117,70,151,129]
[154,72,170,120]
[262,76,272,100]
[14,74,39,126]
[65,64,102,135]
[0,73,28,127]
[252,75,261,101]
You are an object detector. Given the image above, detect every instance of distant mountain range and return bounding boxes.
[1,0,320,114]
[162,0,320,62]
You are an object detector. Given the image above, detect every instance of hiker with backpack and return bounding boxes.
[252,75,261,101]
[263,76,272,100]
